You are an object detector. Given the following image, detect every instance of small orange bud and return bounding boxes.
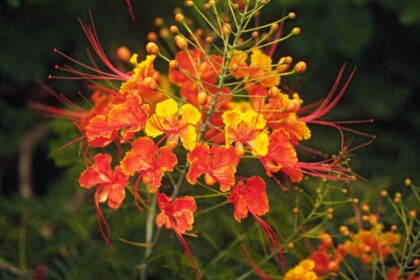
[292,207,299,214]
[197,91,207,105]
[381,190,387,197]
[160,28,170,38]
[288,12,296,19]
[203,3,210,9]
[410,210,417,218]
[231,63,239,72]
[205,36,213,44]
[294,61,307,73]
[144,77,158,90]
[320,232,333,248]
[175,35,188,49]
[185,0,193,7]
[404,178,412,186]
[287,242,294,249]
[391,225,398,232]
[208,0,215,6]
[328,261,339,272]
[222,23,231,35]
[116,46,131,62]
[170,25,179,34]
[204,173,216,186]
[175,13,184,22]
[277,64,290,73]
[147,32,158,42]
[271,23,279,31]
[361,204,370,212]
[154,17,164,26]
[252,31,259,38]
[169,60,178,69]
[292,27,301,35]
[413,258,420,266]
[268,87,279,97]
[146,42,160,55]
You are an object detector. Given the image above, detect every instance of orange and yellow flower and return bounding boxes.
[79,153,128,209]
[145,99,201,150]
[120,137,177,192]
[222,108,269,156]
[156,193,197,234]
[284,260,319,280]
[187,143,240,192]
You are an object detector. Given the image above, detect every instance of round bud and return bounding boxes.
[175,13,184,22]
[252,31,259,38]
[292,207,299,214]
[391,225,398,232]
[159,28,170,38]
[170,25,179,34]
[327,208,333,214]
[380,190,387,197]
[147,32,158,42]
[204,173,216,186]
[268,87,279,98]
[169,60,178,69]
[154,17,164,26]
[222,23,231,35]
[271,23,279,31]
[410,210,417,218]
[231,63,239,72]
[175,35,188,49]
[208,0,215,6]
[292,27,301,35]
[116,46,131,62]
[320,232,333,248]
[146,42,160,55]
[277,64,290,73]
[197,91,207,105]
[413,258,420,266]
[288,12,296,19]
[287,242,294,249]
[185,0,193,7]
[361,204,369,212]
[144,77,158,90]
[404,178,411,186]
[203,3,210,9]
[294,61,307,73]
[205,36,213,44]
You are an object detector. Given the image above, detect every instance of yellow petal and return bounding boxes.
[155,99,178,119]
[242,110,266,130]
[250,49,272,66]
[222,108,241,128]
[248,131,269,156]
[180,125,197,151]
[179,103,201,125]
[145,117,164,137]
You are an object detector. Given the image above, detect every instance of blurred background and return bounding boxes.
[1,0,419,279]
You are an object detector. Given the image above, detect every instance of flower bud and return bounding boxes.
[292,27,301,35]
[170,25,179,34]
[175,13,184,22]
[175,35,188,49]
[154,17,163,26]
[197,91,207,105]
[268,87,279,98]
[169,60,178,69]
[116,46,131,62]
[146,42,160,55]
[205,173,216,186]
[288,12,296,19]
[147,32,158,42]
[294,61,307,73]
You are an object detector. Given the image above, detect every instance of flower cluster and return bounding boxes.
[42,0,375,278]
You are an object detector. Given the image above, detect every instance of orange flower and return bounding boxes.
[228,176,269,222]
[155,193,201,278]
[119,54,166,108]
[170,49,222,105]
[120,137,177,192]
[145,99,201,150]
[79,153,128,209]
[344,228,400,263]
[187,143,240,192]
[260,128,303,183]
[222,108,269,156]
[156,193,197,234]
[263,92,311,141]
[107,94,149,143]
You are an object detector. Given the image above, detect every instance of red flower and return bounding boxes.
[120,137,177,192]
[79,153,128,246]
[260,128,303,183]
[187,144,240,192]
[79,153,128,209]
[156,193,201,278]
[156,193,197,234]
[228,176,285,270]
[228,176,269,221]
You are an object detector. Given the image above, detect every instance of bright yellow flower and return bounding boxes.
[284,260,319,280]
[145,99,201,150]
[222,108,269,156]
